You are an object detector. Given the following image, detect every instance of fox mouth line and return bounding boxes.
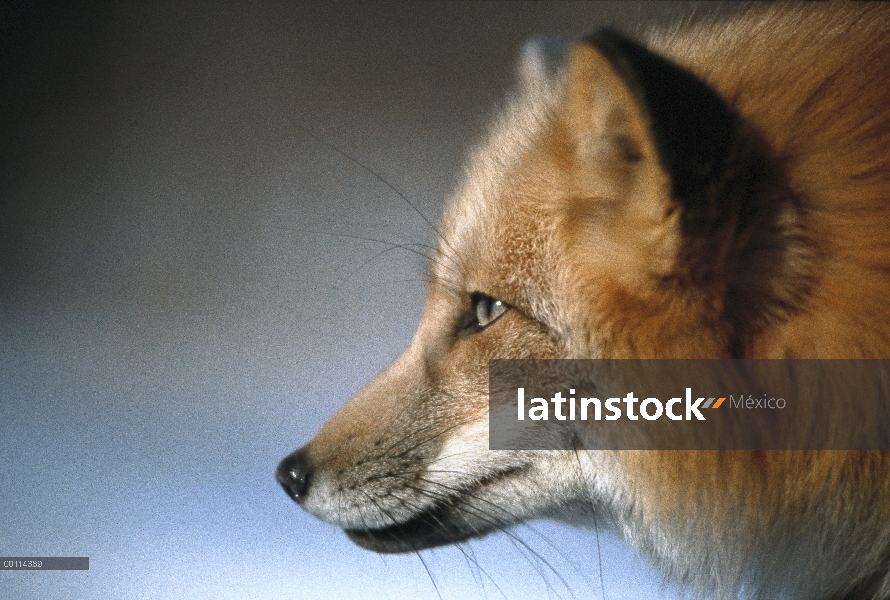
[344,504,470,553]
[343,466,525,553]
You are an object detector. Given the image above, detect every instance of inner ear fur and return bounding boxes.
[564,28,755,236]
[561,41,667,210]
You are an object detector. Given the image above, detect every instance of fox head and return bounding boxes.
[276,29,811,552]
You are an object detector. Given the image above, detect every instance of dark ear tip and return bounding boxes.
[585,27,634,46]
[584,28,644,63]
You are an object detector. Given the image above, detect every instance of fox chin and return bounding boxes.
[278,4,890,599]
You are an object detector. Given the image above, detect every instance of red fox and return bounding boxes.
[278,4,890,598]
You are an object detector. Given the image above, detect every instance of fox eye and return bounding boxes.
[464,293,509,332]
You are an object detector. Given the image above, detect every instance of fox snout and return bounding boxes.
[276,447,312,503]
[273,305,573,553]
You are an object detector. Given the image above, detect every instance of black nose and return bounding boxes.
[276,447,313,503]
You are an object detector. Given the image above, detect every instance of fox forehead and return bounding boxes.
[434,72,568,315]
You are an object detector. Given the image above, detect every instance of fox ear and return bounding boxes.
[518,35,569,91]
[565,29,744,235]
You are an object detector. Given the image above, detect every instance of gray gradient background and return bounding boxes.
[1,2,739,598]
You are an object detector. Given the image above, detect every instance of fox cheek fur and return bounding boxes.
[279,5,890,598]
